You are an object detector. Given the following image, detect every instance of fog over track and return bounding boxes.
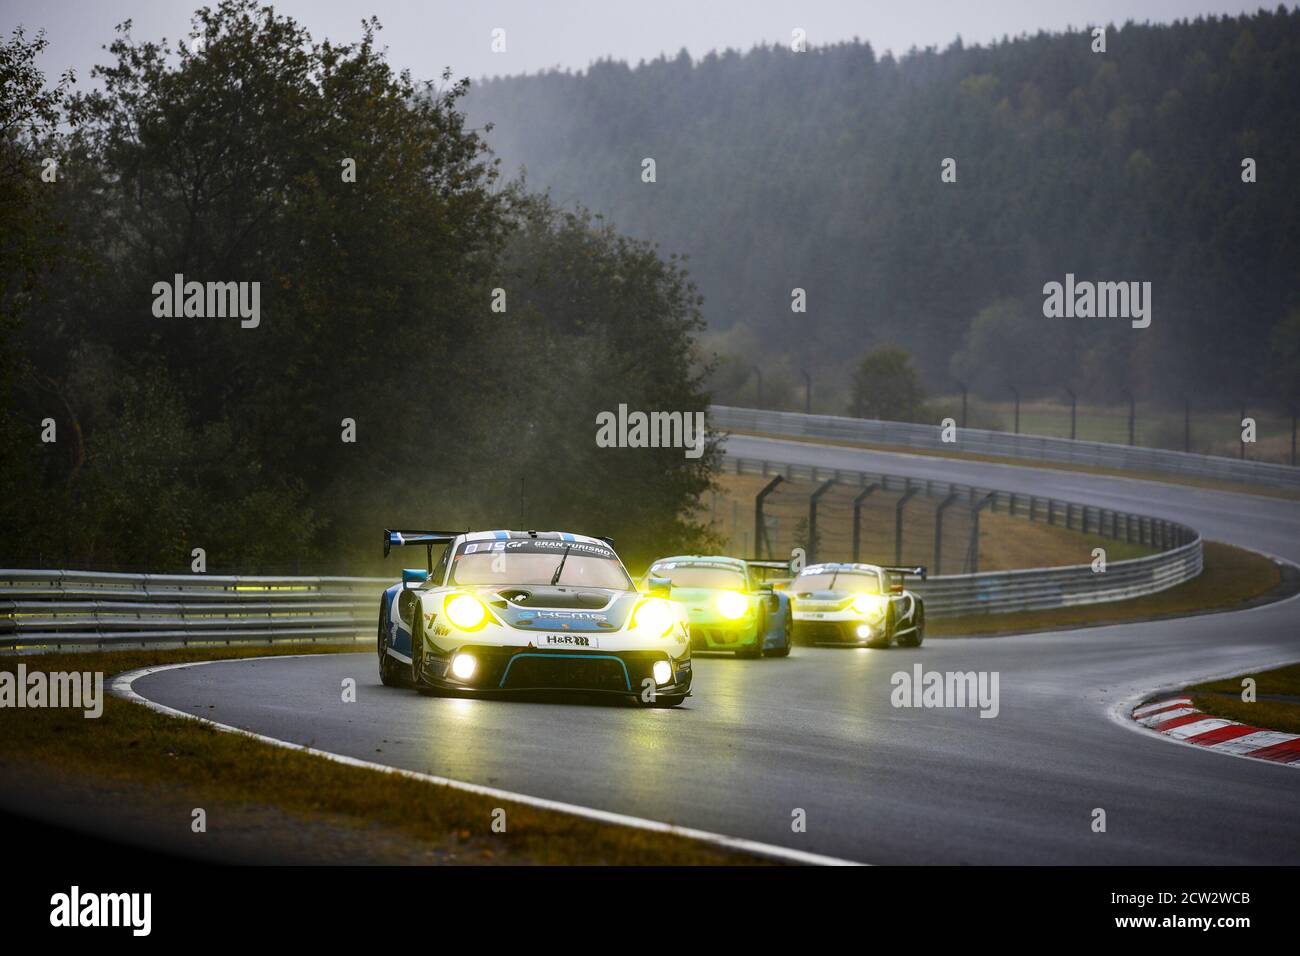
[128,436,1300,864]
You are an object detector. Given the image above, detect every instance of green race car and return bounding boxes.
[643,555,793,658]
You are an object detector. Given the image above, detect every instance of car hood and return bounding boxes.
[791,589,855,605]
[469,586,638,632]
[666,586,745,607]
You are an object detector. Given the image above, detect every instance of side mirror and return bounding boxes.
[646,576,671,597]
[402,568,429,588]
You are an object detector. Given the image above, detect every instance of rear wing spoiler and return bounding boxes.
[744,558,796,582]
[744,559,793,572]
[382,529,462,573]
[881,565,928,581]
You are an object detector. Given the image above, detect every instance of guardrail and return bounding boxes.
[729,456,1203,618]
[0,570,382,649]
[2,452,1205,645]
[712,405,1300,492]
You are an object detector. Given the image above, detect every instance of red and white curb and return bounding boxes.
[1132,697,1300,765]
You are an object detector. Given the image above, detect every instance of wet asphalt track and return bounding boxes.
[131,436,1300,864]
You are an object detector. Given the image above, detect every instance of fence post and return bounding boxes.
[966,492,997,573]
[852,483,880,563]
[807,479,836,564]
[933,492,959,575]
[754,475,784,559]
[895,484,920,565]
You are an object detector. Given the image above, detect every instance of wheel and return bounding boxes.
[377,612,404,687]
[897,604,925,648]
[764,603,793,657]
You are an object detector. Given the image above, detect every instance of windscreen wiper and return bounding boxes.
[550,545,572,586]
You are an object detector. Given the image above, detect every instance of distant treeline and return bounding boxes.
[466,8,1300,407]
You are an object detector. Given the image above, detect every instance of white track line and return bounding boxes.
[112,656,862,867]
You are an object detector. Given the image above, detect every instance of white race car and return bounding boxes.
[789,563,927,648]
[377,529,692,706]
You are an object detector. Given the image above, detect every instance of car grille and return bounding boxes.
[499,653,631,692]
[690,625,741,647]
[797,621,854,643]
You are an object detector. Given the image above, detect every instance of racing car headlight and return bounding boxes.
[444,593,488,630]
[714,590,749,620]
[652,660,673,686]
[450,653,477,681]
[632,598,675,637]
[851,593,886,620]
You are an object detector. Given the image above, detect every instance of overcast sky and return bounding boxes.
[6,1,1278,86]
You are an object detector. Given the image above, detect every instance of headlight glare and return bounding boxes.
[715,590,749,620]
[450,652,477,681]
[851,593,886,620]
[445,593,487,630]
[633,598,675,637]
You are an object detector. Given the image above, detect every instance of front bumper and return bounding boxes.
[792,610,883,645]
[685,615,760,651]
[417,643,692,698]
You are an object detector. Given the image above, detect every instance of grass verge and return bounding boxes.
[726,428,1300,503]
[929,540,1285,637]
[0,643,770,865]
[1184,662,1300,736]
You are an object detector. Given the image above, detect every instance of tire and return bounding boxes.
[764,603,793,657]
[897,604,925,648]
[377,612,404,687]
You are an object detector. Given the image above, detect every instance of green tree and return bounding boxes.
[0,27,75,553]
[6,3,723,571]
[848,346,926,422]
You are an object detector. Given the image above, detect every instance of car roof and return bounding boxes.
[459,530,612,547]
[799,563,883,574]
[650,555,747,568]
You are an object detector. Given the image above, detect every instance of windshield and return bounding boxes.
[649,563,746,590]
[450,539,631,590]
[795,570,881,594]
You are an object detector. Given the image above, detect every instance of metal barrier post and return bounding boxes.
[934,492,960,575]
[754,475,784,559]
[895,484,920,565]
[807,479,836,564]
[852,482,880,563]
